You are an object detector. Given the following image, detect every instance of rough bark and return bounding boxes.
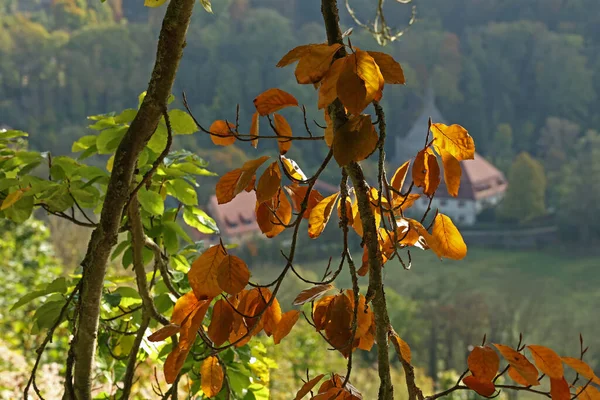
[320,1,394,398]
[69,1,196,398]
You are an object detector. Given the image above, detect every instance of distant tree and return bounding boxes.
[490,123,513,173]
[498,152,546,223]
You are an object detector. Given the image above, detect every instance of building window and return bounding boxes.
[458,200,466,208]
[240,214,253,225]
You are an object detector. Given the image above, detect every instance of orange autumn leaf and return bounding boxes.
[164,346,188,384]
[468,346,500,381]
[431,123,475,161]
[286,184,324,218]
[493,344,540,386]
[171,291,204,325]
[216,255,250,295]
[253,88,298,116]
[318,57,346,109]
[527,345,564,379]
[550,377,570,400]
[277,43,343,84]
[430,213,467,260]
[308,192,340,238]
[561,357,600,384]
[280,155,308,182]
[250,111,259,148]
[324,293,354,357]
[462,376,496,397]
[438,147,461,197]
[390,160,410,193]
[148,323,181,342]
[201,356,224,398]
[207,299,234,346]
[313,295,334,330]
[209,120,236,146]
[294,374,326,400]
[215,156,270,204]
[324,110,334,147]
[273,113,293,155]
[333,114,379,167]
[256,187,292,238]
[188,244,227,299]
[577,385,600,400]
[336,50,383,115]
[390,332,412,364]
[508,366,531,386]
[273,310,301,344]
[412,147,440,196]
[256,161,282,204]
[293,284,334,306]
[245,175,256,192]
[367,51,405,84]
[263,296,282,336]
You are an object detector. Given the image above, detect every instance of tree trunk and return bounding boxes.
[320,1,394,399]
[67,1,196,398]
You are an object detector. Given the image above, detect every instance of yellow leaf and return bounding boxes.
[215,156,270,204]
[390,160,410,193]
[201,356,224,398]
[336,51,383,115]
[390,332,412,364]
[285,184,324,219]
[144,0,167,7]
[431,123,475,161]
[250,111,260,148]
[253,88,298,116]
[216,255,250,295]
[171,291,204,325]
[318,57,346,109]
[256,161,282,204]
[280,156,307,182]
[263,296,282,336]
[577,385,600,400]
[1,189,26,210]
[308,192,340,239]
[273,310,300,344]
[493,344,540,386]
[209,120,236,146]
[561,357,600,385]
[188,244,227,299]
[355,50,384,102]
[280,43,343,84]
[438,147,461,197]
[273,113,292,155]
[430,213,467,260]
[527,345,564,379]
[412,148,440,196]
[106,154,114,172]
[367,51,405,84]
[333,114,379,166]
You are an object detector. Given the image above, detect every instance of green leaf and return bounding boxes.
[147,124,168,153]
[168,109,198,134]
[96,126,127,154]
[47,277,68,294]
[114,108,138,124]
[89,117,116,130]
[183,206,218,234]
[104,292,121,308]
[11,289,49,311]
[71,135,97,152]
[112,240,130,261]
[138,189,164,216]
[114,286,141,300]
[51,156,82,179]
[144,0,168,8]
[200,0,213,13]
[34,299,67,330]
[172,162,215,176]
[4,195,33,222]
[0,129,28,139]
[166,178,197,206]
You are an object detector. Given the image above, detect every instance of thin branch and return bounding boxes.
[121,312,151,400]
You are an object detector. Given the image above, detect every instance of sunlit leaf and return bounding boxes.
[493,344,540,386]
[468,346,499,381]
[144,0,167,7]
[367,51,405,84]
[216,255,250,295]
[256,187,292,238]
[308,192,340,239]
[333,114,378,167]
[438,148,461,197]
[209,120,236,146]
[256,161,282,204]
[273,310,300,344]
[527,345,564,379]
[254,88,299,116]
[561,357,600,385]
[430,123,475,161]
[318,57,346,109]
[277,43,343,84]
[390,332,412,364]
[250,111,260,148]
[508,366,531,386]
[148,324,181,342]
[280,156,308,182]
[273,113,293,155]
[201,356,224,398]
[188,244,227,299]
[577,385,600,400]
[412,147,440,196]
[215,156,270,204]
[390,160,410,193]
[286,184,324,219]
[293,284,334,306]
[429,213,467,260]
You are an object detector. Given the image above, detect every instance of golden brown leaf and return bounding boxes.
[280,43,343,84]
[430,213,467,260]
[254,88,298,116]
[324,110,334,147]
[367,51,405,84]
[273,113,293,155]
[324,293,354,357]
[201,356,224,398]
[215,156,270,204]
[293,284,334,306]
[561,357,600,384]
[148,324,181,342]
[577,385,600,400]
[294,374,326,400]
[527,345,564,379]
[318,57,346,109]
[508,366,531,386]
[216,255,250,296]
[209,120,236,146]
[390,160,410,193]
[207,299,234,346]
[273,310,300,344]
[308,192,340,238]
[354,50,384,103]
[430,123,475,161]
[281,156,308,182]
[438,147,461,197]
[333,114,379,167]
[313,296,334,330]
[468,346,500,381]
[391,193,421,212]
[412,147,440,196]
[390,332,412,364]
[336,53,373,116]
[263,296,282,336]
[188,244,227,299]
[245,175,256,192]
[493,344,540,386]
[256,161,282,204]
[171,291,203,325]
[164,346,187,384]
[550,377,570,400]
[286,184,324,219]
[462,376,496,397]
[250,111,259,148]
[256,187,292,238]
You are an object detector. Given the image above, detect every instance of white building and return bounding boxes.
[392,88,508,226]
